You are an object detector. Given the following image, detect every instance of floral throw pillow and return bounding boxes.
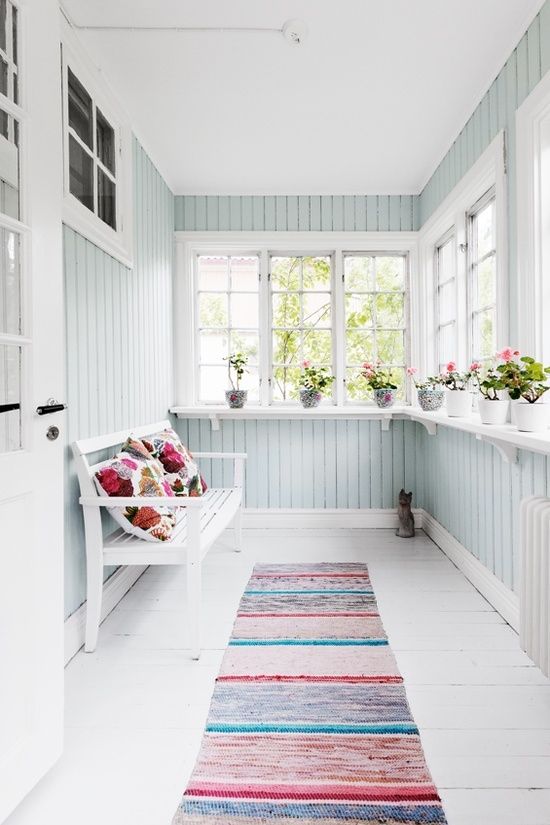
[94,450,177,542]
[142,428,207,497]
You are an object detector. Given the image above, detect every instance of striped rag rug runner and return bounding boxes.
[172,563,447,824]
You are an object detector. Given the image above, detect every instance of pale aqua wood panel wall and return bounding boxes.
[64,138,174,619]
[174,194,420,232]
[173,418,417,510]
[413,425,550,594]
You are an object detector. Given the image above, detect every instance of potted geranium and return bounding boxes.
[407,367,445,412]
[299,360,335,408]
[441,361,477,417]
[474,357,510,425]
[224,352,249,408]
[362,362,398,408]
[498,352,550,432]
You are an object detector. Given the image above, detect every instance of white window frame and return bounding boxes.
[516,69,550,362]
[467,186,497,362]
[175,231,417,409]
[434,227,457,373]
[418,132,507,377]
[60,17,133,268]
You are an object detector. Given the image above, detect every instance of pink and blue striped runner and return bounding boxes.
[172,563,447,824]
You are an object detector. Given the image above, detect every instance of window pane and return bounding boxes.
[230,292,258,328]
[199,293,228,328]
[0,110,19,220]
[272,292,300,328]
[230,256,259,291]
[377,330,405,364]
[0,58,7,97]
[438,323,455,369]
[271,256,300,291]
[303,330,332,363]
[199,330,228,363]
[476,201,494,258]
[69,135,93,212]
[375,256,405,291]
[0,343,21,452]
[11,3,17,66]
[96,108,115,174]
[302,256,331,290]
[344,256,373,291]
[474,309,495,360]
[375,293,404,328]
[345,368,369,402]
[346,330,375,365]
[199,365,227,402]
[438,281,455,325]
[477,255,495,307]
[437,237,455,284]
[230,331,259,364]
[272,366,301,402]
[272,329,300,366]
[0,229,20,334]
[345,293,374,328]
[303,292,331,327]
[97,168,116,230]
[198,256,228,291]
[68,69,93,149]
[0,0,6,54]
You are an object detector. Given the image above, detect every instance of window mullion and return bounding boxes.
[334,250,345,406]
[259,248,270,406]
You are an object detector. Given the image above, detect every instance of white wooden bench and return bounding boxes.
[72,419,246,659]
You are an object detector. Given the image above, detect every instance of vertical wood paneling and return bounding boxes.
[174,195,420,231]
[64,139,174,619]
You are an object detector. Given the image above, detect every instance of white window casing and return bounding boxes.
[60,16,133,268]
[175,231,417,409]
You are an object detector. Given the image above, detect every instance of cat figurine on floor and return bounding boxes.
[396,488,415,538]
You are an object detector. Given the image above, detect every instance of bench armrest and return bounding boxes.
[79,496,203,508]
[192,452,247,488]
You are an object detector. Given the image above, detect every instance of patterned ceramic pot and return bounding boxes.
[374,388,396,409]
[299,388,322,408]
[225,389,248,409]
[417,388,444,412]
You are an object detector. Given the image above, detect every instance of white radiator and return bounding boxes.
[520,496,550,677]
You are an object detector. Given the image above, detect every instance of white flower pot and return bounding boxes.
[477,397,510,425]
[514,402,550,433]
[445,389,472,418]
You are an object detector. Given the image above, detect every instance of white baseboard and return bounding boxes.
[420,510,519,631]
[241,508,417,529]
[64,565,147,664]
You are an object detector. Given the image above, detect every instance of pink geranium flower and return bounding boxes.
[406,366,418,376]
[302,359,311,368]
[469,361,482,372]
[497,347,520,362]
[446,361,457,373]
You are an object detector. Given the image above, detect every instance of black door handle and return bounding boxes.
[0,403,19,414]
[36,400,67,416]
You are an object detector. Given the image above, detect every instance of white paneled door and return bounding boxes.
[0,0,64,820]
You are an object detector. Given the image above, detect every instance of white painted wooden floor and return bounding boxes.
[6,528,550,825]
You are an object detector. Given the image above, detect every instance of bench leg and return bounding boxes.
[85,548,103,653]
[187,511,202,659]
[233,507,243,553]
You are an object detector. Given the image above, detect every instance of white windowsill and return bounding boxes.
[170,404,550,460]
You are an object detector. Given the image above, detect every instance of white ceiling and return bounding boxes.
[62,0,545,195]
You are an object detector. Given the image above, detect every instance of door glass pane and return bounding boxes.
[69,135,93,212]
[0,58,7,97]
[11,3,17,66]
[0,229,19,334]
[96,108,115,174]
[0,108,19,220]
[68,69,93,149]
[97,168,116,230]
[0,343,21,452]
[0,0,6,54]
[438,281,455,325]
